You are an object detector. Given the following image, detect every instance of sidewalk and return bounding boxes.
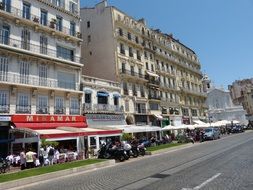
[0,160,115,190]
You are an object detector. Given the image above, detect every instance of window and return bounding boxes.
[150,53,153,60]
[70,22,76,36]
[123,82,128,95]
[144,51,148,59]
[146,62,149,70]
[70,97,80,114]
[23,2,30,20]
[129,47,133,57]
[40,10,47,26]
[118,28,123,36]
[38,64,47,86]
[140,86,145,97]
[136,50,141,60]
[135,36,139,44]
[125,100,129,112]
[0,90,9,112]
[122,62,126,73]
[182,108,189,116]
[17,93,30,113]
[57,46,74,61]
[57,71,75,90]
[85,93,91,103]
[136,103,146,113]
[55,96,64,114]
[0,56,8,81]
[120,43,125,54]
[21,29,30,50]
[132,84,137,96]
[113,96,119,106]
[40,36,47,54]
[138,68,142,78]
[19,61,29,84]
[2,0,11,12]
[69,1,77,14]
[87,21,90,28]
[87,35,91,43]
[56,16,62,31]
[151,64,154,72]
[130,66,134,76]
[97,92,108,104]
[150,103,159,110]
[127,32,131,40]
[0,25,10,45]
[37,95,48,114]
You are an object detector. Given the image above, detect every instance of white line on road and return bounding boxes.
[182,173,221,190]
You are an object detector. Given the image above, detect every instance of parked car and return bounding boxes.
[231,125,244,133]
[204,128,220,140]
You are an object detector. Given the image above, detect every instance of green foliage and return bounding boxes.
[40,139,59,148]
[121,133,133,141]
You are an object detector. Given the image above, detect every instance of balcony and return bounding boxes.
[36,106,49,114]
[16,105,31,114]
[116,31,143,49]
[0,104,9,113]
[83,103,92,112]
[145,75,160,86]
[180,87,207,97]
[0,4,81,40]
[93,104,123,113]
[54,107,66,114]
[0,34,81,64]
[135,108,147,114]
[148,94,161,100]
[38,0,80,17]
[0,72,79,91]
[120,69,147,81]
[70,108,80,115]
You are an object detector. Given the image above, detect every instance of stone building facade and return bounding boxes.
[80,1,207,127]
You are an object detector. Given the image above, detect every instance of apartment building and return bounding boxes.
[229,79,253,123]
[82,75,124,151]
[80,1,207,128]
[0,0,84,156]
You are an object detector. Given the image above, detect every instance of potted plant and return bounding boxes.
[76,32,82,38]
[50,18,56,29]
[33,17,39,23]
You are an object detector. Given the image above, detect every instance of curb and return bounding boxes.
[0,159,116,190]
[146,143,195,155]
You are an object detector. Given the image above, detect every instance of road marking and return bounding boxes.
[182,173,221,190]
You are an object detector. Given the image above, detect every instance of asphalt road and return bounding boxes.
[10,131,253,190]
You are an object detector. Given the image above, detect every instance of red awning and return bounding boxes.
[14,122,88,130]
[34,128,122,139]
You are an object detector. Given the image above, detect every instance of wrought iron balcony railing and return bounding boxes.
[0,34,80,63]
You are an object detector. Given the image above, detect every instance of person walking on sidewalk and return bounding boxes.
[20,148,26,170]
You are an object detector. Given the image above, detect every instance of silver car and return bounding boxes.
[204,128,220,140]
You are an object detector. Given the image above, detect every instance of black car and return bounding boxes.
[231,125,244,133]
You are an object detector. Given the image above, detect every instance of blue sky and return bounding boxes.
[81,0,253,89]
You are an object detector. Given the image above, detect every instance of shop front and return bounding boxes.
[9,115,88,155]
[0,116,12,157]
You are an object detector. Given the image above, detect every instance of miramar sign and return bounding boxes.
[11,115,85,123]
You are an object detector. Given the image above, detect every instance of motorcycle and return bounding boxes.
[97,143,128,162]
[122,141,138,158]
[137,143,146,156]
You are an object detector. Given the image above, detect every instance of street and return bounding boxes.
[10,131,253,190]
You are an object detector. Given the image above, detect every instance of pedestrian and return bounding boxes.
[38,148,45,167]
[48,146,55,165]
[25,148,36,169]
[20,148,26,170]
